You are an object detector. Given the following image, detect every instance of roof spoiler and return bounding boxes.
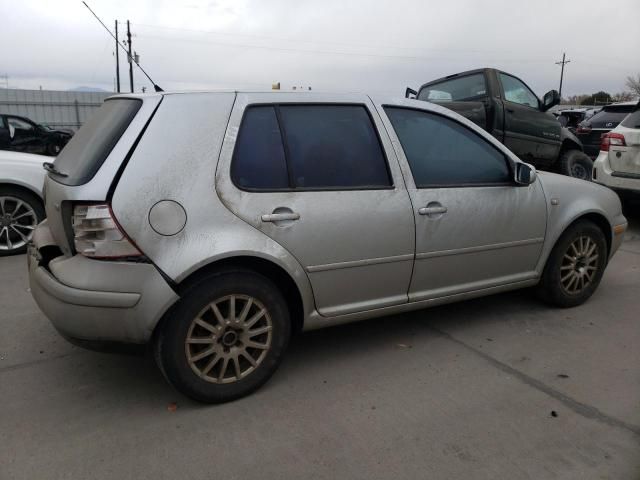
[405,87,417,99]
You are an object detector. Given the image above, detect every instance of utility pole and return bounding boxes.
[555,52,570,99]
[127,20,134,93]
[114,20,120,93]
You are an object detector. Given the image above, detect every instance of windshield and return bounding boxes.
[418,73,487,102]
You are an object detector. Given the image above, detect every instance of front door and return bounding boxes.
[6,116,41,153]
[498,72,561,165]
[380,105,547,301]
[217,93,415,317]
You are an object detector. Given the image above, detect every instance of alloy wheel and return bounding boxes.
[185,294,273,384]
[0,196,38,252]
[571,163,588,180]
[560,236,599,294]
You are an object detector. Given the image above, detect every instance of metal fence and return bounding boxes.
[0,88,112,131]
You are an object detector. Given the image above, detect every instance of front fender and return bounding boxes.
[536,172,626,271]
[560,127,583,151]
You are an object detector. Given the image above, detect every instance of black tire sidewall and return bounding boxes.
[156,270,291,403]
[560,150,593,180]
[0,186,45,256]
[539,220,607,307]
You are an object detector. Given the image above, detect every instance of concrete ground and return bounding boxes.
[1,206,639,480]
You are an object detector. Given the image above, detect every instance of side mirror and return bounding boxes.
[541,90,560,112]
[8,124,15,140]
[405,87,417,99]
[515,163,537,185]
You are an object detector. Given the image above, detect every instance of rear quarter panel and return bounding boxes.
[110,92,317,319]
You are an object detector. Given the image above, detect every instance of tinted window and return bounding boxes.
[278,105,391,189]
[7,117,34,131]
[53,99,141,186]
[621,109,640,129]
[499,73,539,108]
[385,107,510,187]
[231,106,289,189]
[418,74,487,102]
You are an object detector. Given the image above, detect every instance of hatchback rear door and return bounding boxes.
[609,109,640,177]
[216,93,415,317]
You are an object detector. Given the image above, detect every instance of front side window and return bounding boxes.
[417,74,487,102]
[7,117,34,131]
[384,107,511,187]
[231,104,391,190]
[499,73,539,108]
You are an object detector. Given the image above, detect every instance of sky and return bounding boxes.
[1,0,638,98]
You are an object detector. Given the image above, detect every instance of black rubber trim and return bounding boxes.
[611,171,640,180]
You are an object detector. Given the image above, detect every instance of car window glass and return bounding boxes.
[417,74,487,102]
[499,73,539,108]
[7,118,33,131]
[231,106,289,190]
[278,105,391,189]
[587,107,635,128]
[384,107,511,187]
[621,109,640,129]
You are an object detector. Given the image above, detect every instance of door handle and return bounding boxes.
[418,206,447,216]
[261,212,300,223]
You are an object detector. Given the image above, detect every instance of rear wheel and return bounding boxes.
[537,220,607,307]
[0,186,44,256]
[155,270,291,403]
[559,149,593,180]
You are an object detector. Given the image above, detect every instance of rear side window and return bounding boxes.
[231,106,289,189]
[385,107,510,187]
[417,73,487,102]
[231,104,391,190]
[620,109,640,129]
[52,99,142,186]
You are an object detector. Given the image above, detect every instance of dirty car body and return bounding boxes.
[28,91,627,402]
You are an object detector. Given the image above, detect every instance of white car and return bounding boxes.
[593,102,640,192]
[0,150,46,255]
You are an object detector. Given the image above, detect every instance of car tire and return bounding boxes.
[45,143,62,156]
[559,150,593,180]
[0,186,45,256]
[154,269,291,403]
[536,220,607,308]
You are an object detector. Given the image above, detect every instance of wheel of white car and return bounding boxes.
[0,186,44,256]
[154,269,291,403]
[536,220,607,307]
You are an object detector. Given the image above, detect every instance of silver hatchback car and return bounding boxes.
[28,91,627,403]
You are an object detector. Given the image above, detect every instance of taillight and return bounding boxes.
[576,125,592,134]
[600,132,626,152]
[72,203,142,258]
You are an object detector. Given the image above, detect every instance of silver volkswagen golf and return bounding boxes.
[28,91,627,403]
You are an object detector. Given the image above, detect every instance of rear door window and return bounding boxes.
[232,104,392,190]
[589,106,636,128]
[52,98,142,186]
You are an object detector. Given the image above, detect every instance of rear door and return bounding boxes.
[497,72,560,165]
[216,93,415,317]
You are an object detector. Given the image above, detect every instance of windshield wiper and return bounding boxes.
[43,162,68,178]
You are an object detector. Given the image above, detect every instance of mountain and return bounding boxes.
[68,86,110,92]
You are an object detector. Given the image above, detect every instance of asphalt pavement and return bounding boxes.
[1,205,638,480]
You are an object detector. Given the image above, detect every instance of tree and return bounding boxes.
[626,74,640,97]
[612,91,635,102]
[580,91,612,106]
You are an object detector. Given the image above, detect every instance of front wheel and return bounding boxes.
[154,270,291,403]
[536,220,607,308]
[559,149,593,180]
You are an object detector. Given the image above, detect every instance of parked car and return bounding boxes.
[0,114,73,156]
[576,101,638,159]
[407,68,593,180]
[593,101,640,193]
[28,92,627,403]
[556,108,589,130]
[0,150,46,255]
